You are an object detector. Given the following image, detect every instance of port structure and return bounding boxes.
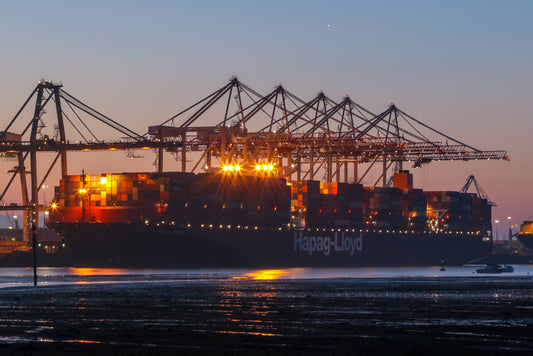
[460,175,496,206]
[148,76,508,186]
[0,78,508,244]
[0,80,180,242]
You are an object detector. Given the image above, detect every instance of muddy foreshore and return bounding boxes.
[1,277,533,355]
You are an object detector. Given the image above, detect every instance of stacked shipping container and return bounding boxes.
[425,191,491,232]
[52,172,291,227]
[290,181,363,228]
[50,170,492,234]
[363,187,404,229]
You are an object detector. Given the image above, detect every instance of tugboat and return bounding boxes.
[500,265,514,273]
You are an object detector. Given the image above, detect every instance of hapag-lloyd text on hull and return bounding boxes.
[293,231,363,256]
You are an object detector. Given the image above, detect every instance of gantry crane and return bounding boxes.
[0,78,508,246]
[0,80,180,242]
[148,77,508,186]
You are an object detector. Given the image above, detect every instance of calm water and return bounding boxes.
[0,265,531,287]
[1,265,533,287]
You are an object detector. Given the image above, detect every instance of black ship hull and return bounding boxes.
[48,223,492,268]
[517,234,533,251]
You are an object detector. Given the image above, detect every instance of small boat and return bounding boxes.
[476,264,514,274]
[500,265,514,273]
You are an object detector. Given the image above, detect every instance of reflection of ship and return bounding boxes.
[46,170,493,268]
[517,221,533,251]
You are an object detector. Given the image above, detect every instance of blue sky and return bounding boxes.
[1,1,532,235]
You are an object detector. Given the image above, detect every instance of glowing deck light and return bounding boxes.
[255,162,275,172]
[222,164,240,172]
[100,177,107,184]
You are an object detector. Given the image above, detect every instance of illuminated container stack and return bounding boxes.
[425,191,491,232]
[363,187,404,229]
[166,173,291,227]
[392,171,427,230]
[290,180,321,227]
[50,169,491,234]
[425,191,461,231]
[52,172,291,227]
[402,189,428,230]
[52,173,162,223]
[320,182,351,227]
[290,181,364,228]
[204,173,244,226]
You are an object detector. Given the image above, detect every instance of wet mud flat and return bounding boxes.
[1,277,533,355]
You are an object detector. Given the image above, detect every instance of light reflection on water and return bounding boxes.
[0,265,532,287]
[245,269,288,280]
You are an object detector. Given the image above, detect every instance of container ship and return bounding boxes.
[47,170,493,268]
[1,79,508,268]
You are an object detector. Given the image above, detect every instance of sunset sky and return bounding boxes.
[1,1,532,238]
